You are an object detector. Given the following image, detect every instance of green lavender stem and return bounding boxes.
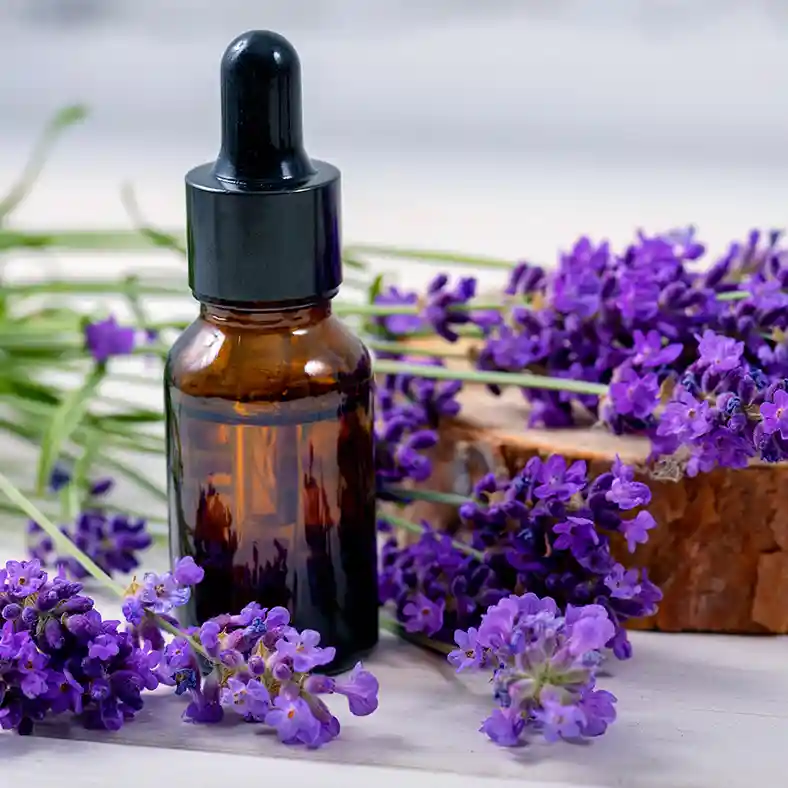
[0,471,212,662]
[379,512,485,561]
[379,612,454,655]
[374,359,609,396]
[345,243,516,269]
[381,486,475,508]
[0,470,122,598]
[715,290,751,302]
[365,338,469,360]
[2,280,186,297]
[335,300,508,317]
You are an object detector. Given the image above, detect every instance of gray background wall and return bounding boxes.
[0,1,786,261]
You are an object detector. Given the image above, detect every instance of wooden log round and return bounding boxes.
[389,380,788,635]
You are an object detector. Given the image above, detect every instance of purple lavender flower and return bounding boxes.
[696,330,744,373]
[455,592,617,747]
[88,633,120,661]
[44,669,84,715]
[423,274,477,342]
[30,510,151,580]
[373,286,425,336]
[121,597,144,627]
[163,638,193,670]
[577,686,617,736]
[760,388,788,439]
[609,367,659,420]
[631,329,683,368]
[448,627,486,672]
[553,517,598,554]
[565,604,616,655]
[170,596,379,747]
[480,708,526,746]
[380,526,503,641]
[173,556,205,586]
[621,511,656,553]
[138,571,191,614]
[604,564,642,599]
[220,677,271,721]
[198,620,221,651]
[274,629,335,673]
[402,593,445,635]
[533,689,586,742]
[265,694,321,745]
[657,387,711,441]
[605,456,651,510]
[84,316,137,363]
[5,559,46,598]
[0,558,160,734]
[333,662,379,716]
[505,262,545,297]
[533,455,587,501]
[452,454,661,656]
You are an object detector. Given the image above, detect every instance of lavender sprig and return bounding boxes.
[379,454,661,660]
[153,602,379,746]
[0,473,380,747]
[28,466,152,579]
[449,593,617,747]
[0,559,161,734]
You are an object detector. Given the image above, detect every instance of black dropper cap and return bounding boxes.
[185,30,342,305]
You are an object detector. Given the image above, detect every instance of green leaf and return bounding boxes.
[36,364,106,493]
[368,273,385,304]
[72,433,100,494]
[0,104,88,221]
[93,406,164,424]
[341,252,368,271]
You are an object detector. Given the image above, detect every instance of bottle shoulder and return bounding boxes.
[166,312,371,401]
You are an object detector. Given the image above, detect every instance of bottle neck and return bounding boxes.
[200,297,332,330]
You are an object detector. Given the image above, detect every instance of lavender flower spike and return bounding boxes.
[451,592,617,747]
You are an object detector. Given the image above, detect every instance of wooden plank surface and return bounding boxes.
[2,525,788,788]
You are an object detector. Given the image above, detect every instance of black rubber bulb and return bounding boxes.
[213,30,316,187]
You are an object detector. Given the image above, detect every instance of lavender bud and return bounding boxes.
[2,603,22,620]
[704,258,730,288]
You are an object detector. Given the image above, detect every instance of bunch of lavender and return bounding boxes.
[378,524,506,641]
[374,274,477,342]
[448,592,617,747]
[458,455,661,659]
[379,454,660,659]
[375,360,462,487]
[0,559,160,735]
[28,467,151,579]
[370,228,788,434]
[123,559,379,748]
[640,330,788,474]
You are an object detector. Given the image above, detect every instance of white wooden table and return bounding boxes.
[2,521,787,788]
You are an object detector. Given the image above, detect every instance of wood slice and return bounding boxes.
[382,347,788,634]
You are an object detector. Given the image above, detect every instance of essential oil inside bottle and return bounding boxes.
[166,30,378,672]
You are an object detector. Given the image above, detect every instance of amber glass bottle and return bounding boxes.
[165,30,378,672]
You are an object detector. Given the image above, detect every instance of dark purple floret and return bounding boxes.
[29,510,152,579]
[84,316,136,363]
[373,286,426,336]
[0,560,160,735]
[423,274,477,343]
